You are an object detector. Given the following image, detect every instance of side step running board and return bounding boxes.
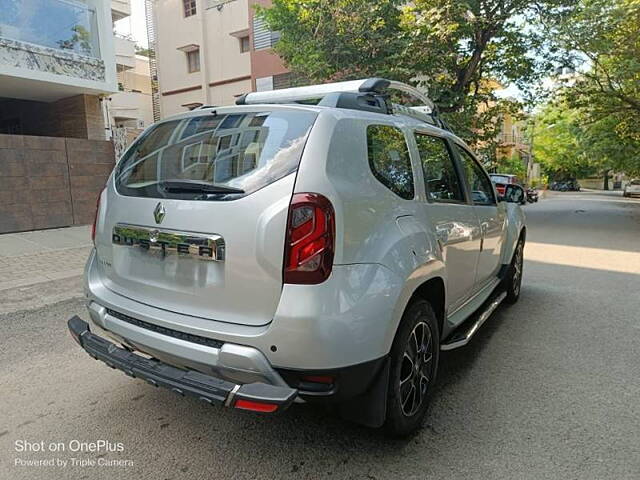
[441,291,507,351]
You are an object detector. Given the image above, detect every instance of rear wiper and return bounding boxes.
[159,180,245,194]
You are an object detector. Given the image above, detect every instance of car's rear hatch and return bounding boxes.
[95,107,318,327]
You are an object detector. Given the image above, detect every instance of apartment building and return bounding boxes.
[110,50,153,130]
[108,34,154,156]
[152,0,291,117]
[0,0,127,233]
[495,113,540,184]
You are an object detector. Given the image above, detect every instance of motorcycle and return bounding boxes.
[526,187,539,203]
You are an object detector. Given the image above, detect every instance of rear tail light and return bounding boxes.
[284,193,335,284]
[91,189,104,245]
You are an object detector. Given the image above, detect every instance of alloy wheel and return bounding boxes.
[399,321,434,417]
[512,242,524,295]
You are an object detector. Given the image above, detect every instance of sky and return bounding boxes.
[114,0,148,47]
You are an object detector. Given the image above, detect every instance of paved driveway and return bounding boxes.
[1,191,639,480]
[0,226,91,291]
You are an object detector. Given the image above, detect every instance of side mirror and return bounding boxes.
[499,184,525,204]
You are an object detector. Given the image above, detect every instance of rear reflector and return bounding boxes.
[301,375,335,385]
[284,193,335,284]
[234,399,279,413]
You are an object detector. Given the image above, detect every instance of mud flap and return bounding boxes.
[338,357,390,428]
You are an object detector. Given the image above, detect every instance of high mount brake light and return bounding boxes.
[91,189,104,245]
[284,193,335,285]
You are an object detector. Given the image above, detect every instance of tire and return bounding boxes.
[503,237,524,304]
[384,299,440,437]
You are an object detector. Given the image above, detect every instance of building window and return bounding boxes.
[240,36,250,53]
[186,50,200,73]
[252,16,280,50]
[183,0,196,17]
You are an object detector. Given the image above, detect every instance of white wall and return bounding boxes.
[155,0,251,117]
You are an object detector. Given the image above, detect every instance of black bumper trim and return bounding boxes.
[105,308,224,349]
[67,316,297,411]
[277,356,388,402]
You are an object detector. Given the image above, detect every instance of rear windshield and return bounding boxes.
[490,175,511,183]
[114,110,317,200]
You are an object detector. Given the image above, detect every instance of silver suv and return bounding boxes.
[68,78,526,436]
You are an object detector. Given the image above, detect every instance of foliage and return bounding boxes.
[494,152,527,179]
[540,0,640,144]
[257,0,565,149]
[532,100,640,179]
[57,25,92,55]
[535,0,640,177]
[135,46,152,57]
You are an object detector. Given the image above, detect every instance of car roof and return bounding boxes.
[156,102,471,152]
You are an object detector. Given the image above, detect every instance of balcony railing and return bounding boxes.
[497,133,527,146]
[0,0,100,58]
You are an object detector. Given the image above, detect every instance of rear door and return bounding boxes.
[96,108,317,326]
[413,132,481,312]
[453,143,505,288]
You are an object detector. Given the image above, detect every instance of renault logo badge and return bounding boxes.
[153,202,166,224]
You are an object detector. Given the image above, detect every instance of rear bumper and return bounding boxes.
[68,316,297,413]
[85,248,403,370]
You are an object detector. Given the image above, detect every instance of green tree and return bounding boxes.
[135,45,152,57]
[258,0,565,149]
[532,100,640,184]
[57,25,93,55]
[541,0,640,144]
[494,152,527,179]
[532,103,588,180]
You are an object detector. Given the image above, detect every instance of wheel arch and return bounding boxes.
[409,277,446,337]
[519,225,527,241]
[384,270,447,357]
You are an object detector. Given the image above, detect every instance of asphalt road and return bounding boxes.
[1,190,639,480]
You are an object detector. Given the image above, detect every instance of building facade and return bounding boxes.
[0,0,121,138]
[108,36,154,156]
[152,0,291,117]
[110,51,154,131]
[0,0,128,233]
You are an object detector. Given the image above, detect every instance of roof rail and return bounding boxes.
[235,78,450,131]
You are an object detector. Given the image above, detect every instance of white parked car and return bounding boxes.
[623,179,640,197]
[68,79,526,436]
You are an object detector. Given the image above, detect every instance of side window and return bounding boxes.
[414,133,465,203]
[367,125,414,200]
[455,145,496,206]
